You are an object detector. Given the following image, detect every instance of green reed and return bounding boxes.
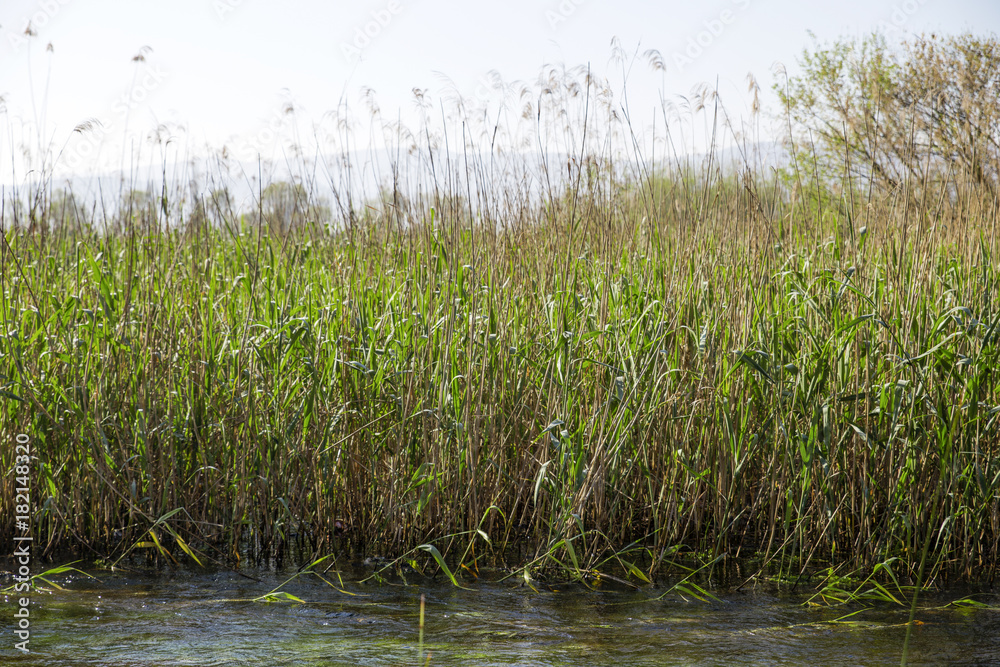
[1,128,999,588]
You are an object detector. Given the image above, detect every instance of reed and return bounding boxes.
[2,43,999,588]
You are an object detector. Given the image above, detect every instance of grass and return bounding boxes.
[2,67,999,592]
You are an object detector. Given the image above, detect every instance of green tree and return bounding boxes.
[260,180,330,234]
[777,31,1000,196]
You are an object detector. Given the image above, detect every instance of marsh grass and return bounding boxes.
[2,62,999,592]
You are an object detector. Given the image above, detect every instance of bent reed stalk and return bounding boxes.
[2,75,999,588]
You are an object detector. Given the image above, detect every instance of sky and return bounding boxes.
[0,0,997,185]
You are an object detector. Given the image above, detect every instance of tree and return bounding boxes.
[48,188,87,230]
[119,188,160,230]
[260,181,330,234]
[777,31,1000,196]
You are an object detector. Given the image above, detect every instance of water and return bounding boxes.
[4,564,999,666]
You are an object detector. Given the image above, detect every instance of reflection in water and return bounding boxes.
[4,566,999,666]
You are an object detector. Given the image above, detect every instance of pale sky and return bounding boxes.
[0,0,996,183]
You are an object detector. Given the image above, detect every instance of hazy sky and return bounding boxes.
[0,0,997,180]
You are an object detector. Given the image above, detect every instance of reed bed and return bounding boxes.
[2,68,1000,587]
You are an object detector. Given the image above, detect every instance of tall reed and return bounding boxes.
[2,65,998,586]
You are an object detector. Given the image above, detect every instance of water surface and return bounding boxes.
[4,565,999,665]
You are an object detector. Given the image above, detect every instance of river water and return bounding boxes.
[4,564,999,665]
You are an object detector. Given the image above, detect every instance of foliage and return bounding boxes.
[2,50,999,588]
[777,31,1000,196]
